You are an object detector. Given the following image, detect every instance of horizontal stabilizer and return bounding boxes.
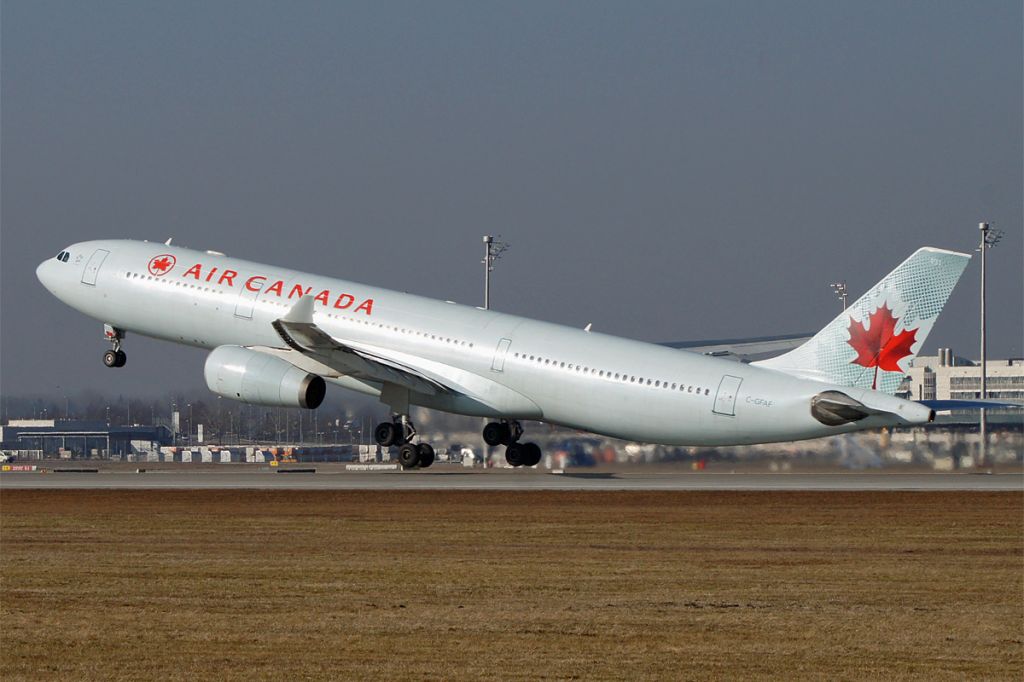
[918,399,1023,411]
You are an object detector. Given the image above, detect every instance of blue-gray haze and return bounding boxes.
[2,1,1021,398]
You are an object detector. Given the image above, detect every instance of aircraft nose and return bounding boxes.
[36,258,56,291]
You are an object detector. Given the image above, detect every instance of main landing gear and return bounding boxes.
[483,420,542,467]
[102,325,126,368]
[373,415,435,469]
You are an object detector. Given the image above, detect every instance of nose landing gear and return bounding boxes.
[102,325,126,368]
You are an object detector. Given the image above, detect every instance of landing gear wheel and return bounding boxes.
[417,443,435,468]
[505,443,525,467]
[103,325,126,367]
[398,443,421,468]
[522,442,542,467]
[374,422,399,447]
[483,422,510,447]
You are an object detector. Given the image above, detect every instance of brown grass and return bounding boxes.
[1,490,1021,680]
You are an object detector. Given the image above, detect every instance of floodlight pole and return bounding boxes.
[481,235,510,468]
[483,236,492,310]
[979,223,989,466]
[979,223,989,403]
[976,221,1002,467]
[482,235,510,311]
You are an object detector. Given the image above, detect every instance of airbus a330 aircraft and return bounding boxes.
[38,240,970,468]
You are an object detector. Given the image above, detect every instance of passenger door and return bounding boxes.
[81,249,110,286]
[713,375,743,416]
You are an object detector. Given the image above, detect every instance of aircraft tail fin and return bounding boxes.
[753,247,970,394]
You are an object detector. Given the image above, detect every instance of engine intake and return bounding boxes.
[204,345,325,409]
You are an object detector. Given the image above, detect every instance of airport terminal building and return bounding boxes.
[0,419,172,459]
[900,350,1024,401]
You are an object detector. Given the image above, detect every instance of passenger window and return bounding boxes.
[655,380,660,387]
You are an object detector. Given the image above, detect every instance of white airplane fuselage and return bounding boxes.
[36,240,933,446]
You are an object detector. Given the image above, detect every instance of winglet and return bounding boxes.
[283,294,316,324]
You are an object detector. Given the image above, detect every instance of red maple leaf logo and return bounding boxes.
[148,254,176,276]
[846,303,918,389]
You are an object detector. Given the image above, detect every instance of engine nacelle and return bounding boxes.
[204,346,326,409]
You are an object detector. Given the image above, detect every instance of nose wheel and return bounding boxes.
[102,325,126,367]
[103,349,127,368]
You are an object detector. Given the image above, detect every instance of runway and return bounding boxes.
[2,469,1021,490]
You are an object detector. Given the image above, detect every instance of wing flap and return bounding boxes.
[271,296,448,396]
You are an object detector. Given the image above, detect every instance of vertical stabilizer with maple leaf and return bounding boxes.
[846,303,918,389]
[753,247,970,394]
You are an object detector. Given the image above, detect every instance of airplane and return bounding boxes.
[37,239,972,469]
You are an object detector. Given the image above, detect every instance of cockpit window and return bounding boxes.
[56,251,65,261]
[63,253,70,262]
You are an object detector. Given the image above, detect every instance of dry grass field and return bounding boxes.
[1,490,1021,680]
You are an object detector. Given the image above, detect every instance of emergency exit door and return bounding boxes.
[713,375,743,416]
[491,338,512,372]
[234,280,263,319]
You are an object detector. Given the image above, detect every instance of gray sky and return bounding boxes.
[2,0,1021,397]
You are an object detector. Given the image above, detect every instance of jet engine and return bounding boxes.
[204,345,326,409]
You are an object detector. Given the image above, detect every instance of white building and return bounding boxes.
[902,348,1024,401]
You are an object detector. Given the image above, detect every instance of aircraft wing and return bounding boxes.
[659,333,813,363]
[268,296,450,396]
